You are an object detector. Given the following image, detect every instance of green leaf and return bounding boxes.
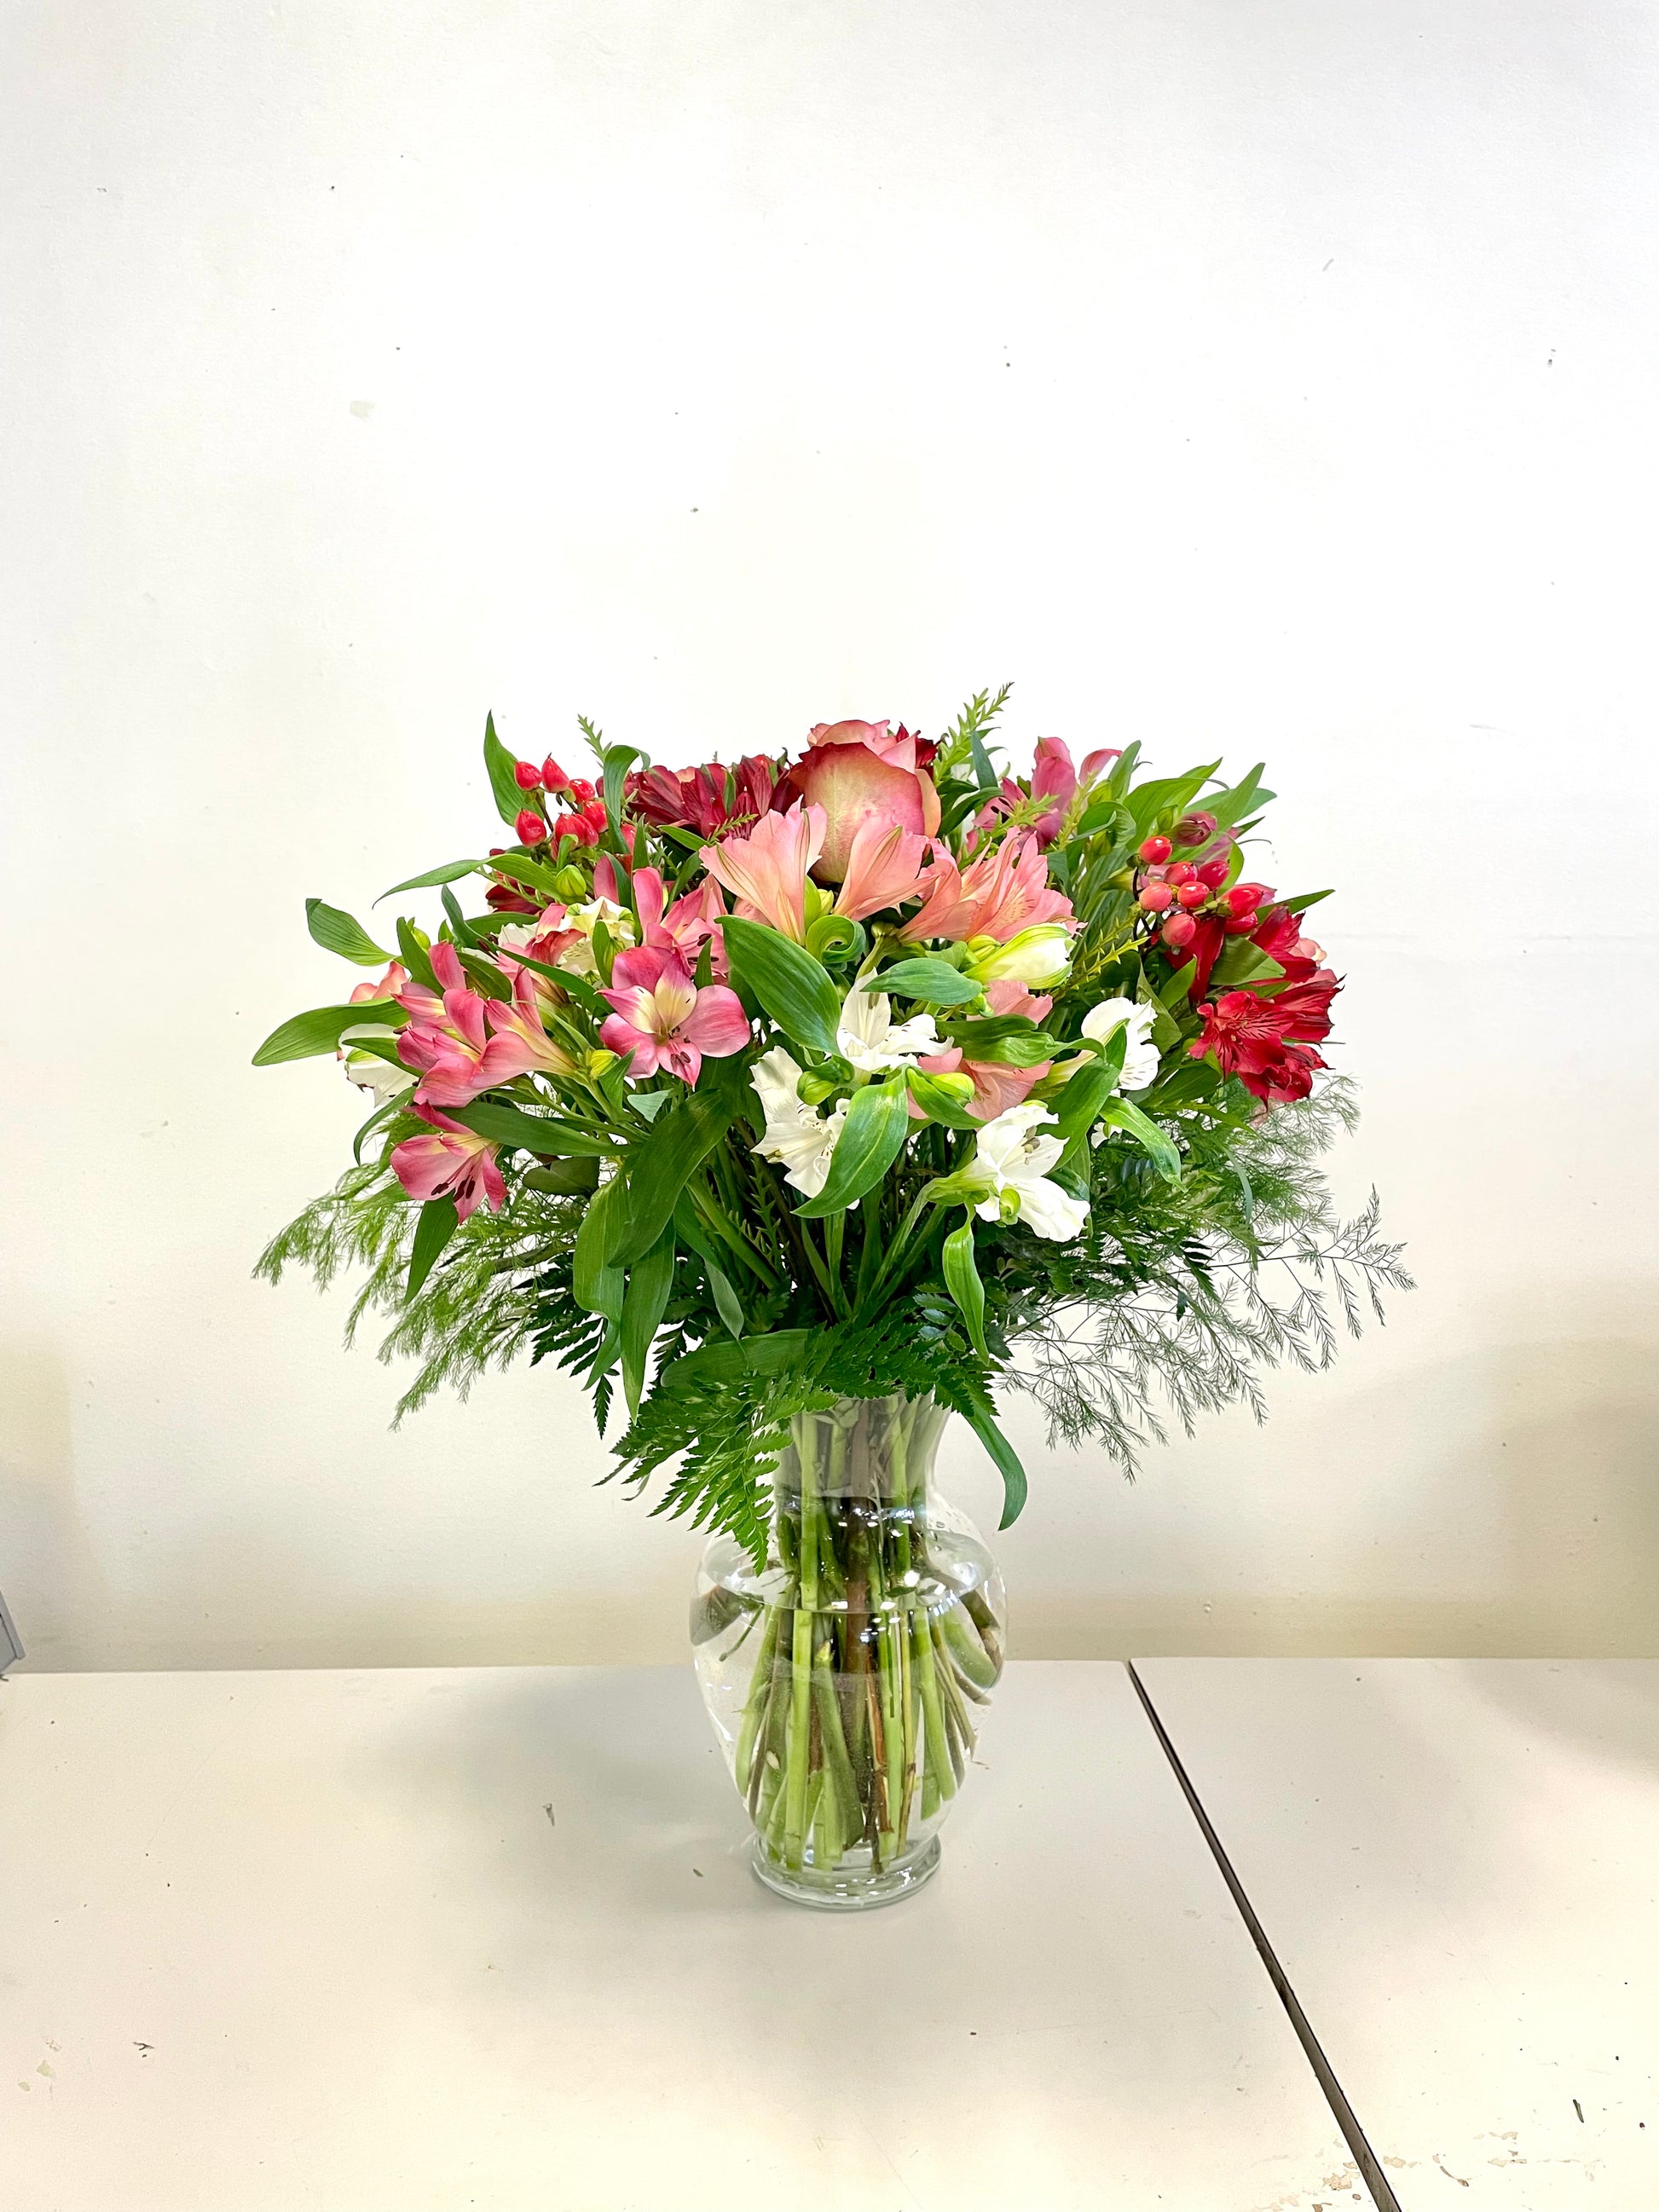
[305,898,390,967]
[440,887,480,947]
[395,917,438,991]
[456,946,512,1002]
[487,848,565,898]
[940,1216,988,1358]
[620,1233,676,1415]
[794,1073,911,1217]
[967,725,998,788]
[252,1002,405,1066]
[862,957,983,1008]
[1052,1058,1118,1153]
[1204,764,1275,832]
[448,1101,615,1157]
[964,1397,1028,1529]
[483,710,527,828]
[1210,939,1285,990]
[521,1156,602,1195]
[719,916,841,1057]
[1095,1095,1182,1182]
[945,1017,1060,1067]
[376,858,485,904]
[600,742,644,842]
[1280,888,1333,917]
[1158,957,1198,1008]
[1126,764,1220,837]
[406,1196,459,1302]
[351,1094,404,1165]
[610,1077,744,1267]
[907,1069,985,1131]
[671,1198,746,1337]
[572,1178,627,1320]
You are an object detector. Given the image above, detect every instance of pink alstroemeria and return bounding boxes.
[632,867,728,972]
[348,960,409,1008]
[831,817,932,923]
[917,980,1055,1120]
[396,942,495,1106]
[700,802,825,942]
[980,736,1119,846]
[497,902,582,970]
[390,1105,505,1222]
[476,963,579,1086]
[902,831,1075,944]
[598,945,749,1085]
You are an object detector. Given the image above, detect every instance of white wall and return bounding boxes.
[3,0,1655,1669]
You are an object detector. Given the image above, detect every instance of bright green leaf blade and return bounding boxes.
[448,1101,616,1157]
[1052,1061,1117,1154]
[483,710,527,827]
[600,742,644,842]
[521,1156,601,1195]
[610,1078,743,1268]
[455,947,512,1002]
[794,1073,910,1217]
[861,957,982,1007]
[376,858,486,904]
[620,1233,676,1415]
[572,1178,627,1320]
[965,1398,1028,1529]
[941,1216,989,1358]
[1280,888,1334,917]
[906,1069,985,1131]
[1209,939,1285,990]
[407,1195,459,1302]
[252,1002,404,1066]
[1096,1095,1182,1182]
[305,898,390,966]
[395,917,438,991]
[706,1261,744,1339]
[718,916,841,1058]
[945,1017,1060,1067]
[488,849,565,898]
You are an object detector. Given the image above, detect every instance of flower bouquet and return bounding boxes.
[258,691,1406,1906]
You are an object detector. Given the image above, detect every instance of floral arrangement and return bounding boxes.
[257,691,1407,1562]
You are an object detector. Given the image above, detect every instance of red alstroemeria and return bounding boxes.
[627,754,777,840]
[902,830,1074,944]
[1188,970,1341,1105]
[775,719,942,884]
[390,1105,506,1221]
[598,944,750,1084]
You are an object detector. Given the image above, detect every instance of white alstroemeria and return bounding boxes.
[749,1045,848,1198]
[963,1102,1089,1243]
[838,989,942,1074]
[556,894,637,978]
[965,924,1072,989]
[1080,996,1160,1091]
[338,1022,417,1106]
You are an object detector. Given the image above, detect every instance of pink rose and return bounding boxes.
[776,719,942,885]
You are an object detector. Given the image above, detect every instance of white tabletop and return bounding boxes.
[0,1662,1352,2212]
[1136,1659,1659,2209]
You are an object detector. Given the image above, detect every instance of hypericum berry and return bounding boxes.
[1223,914,1260,935]
[569,777,597,805]
[1161,913,1198,949]
[512,759,543,791]
[1138,881,1175,913]
[1173,810,1217,847]
[515,808,548,844]
[1165,861,1196,887]
[1137,834,1172,864]
[1227,883,1265,916]
[542,757,572,794]
[1196,855,1230,888]
[1176,880,1209,910]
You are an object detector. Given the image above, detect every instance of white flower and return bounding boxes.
[550,895,636,978]
[343,1051,415,1106]
[966,925,1072,989]
[837,989,942,1073]
[1080,996,1160,1090]
[964,1102,1089,1242]
[749,1046,847,1198]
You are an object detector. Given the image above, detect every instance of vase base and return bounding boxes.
[749,1833,941,1911]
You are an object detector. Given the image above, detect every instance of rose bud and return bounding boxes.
[1176,881,1210,909]
[1173,810,1217,846]
[1138,881,1175,912]
[1228,882,1269,916]
[542,756,572,794]
[1137,834,1172,864]
[1160,913,1198,949]
[512,759,543,790]
[1165,861,1195,886]
[515,808,548,844]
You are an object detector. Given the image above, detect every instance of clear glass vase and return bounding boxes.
[691,1389,1006,1910]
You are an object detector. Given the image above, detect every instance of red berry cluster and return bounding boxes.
[510,757,609,851]
[1135,825,1269,955]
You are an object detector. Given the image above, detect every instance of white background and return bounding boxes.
[3,0,1655,1668]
